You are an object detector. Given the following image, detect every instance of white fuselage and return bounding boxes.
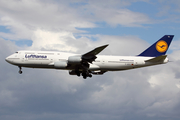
[5,50,168,71]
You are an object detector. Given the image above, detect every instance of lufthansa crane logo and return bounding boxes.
[156,40,168,53]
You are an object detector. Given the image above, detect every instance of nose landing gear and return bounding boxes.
[18,66,22,74]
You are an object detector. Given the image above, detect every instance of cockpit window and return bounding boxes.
[15,52,18,53]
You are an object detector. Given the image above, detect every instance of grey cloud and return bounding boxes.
[1,0,180,120]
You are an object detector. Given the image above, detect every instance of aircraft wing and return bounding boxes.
[68,44,109,79]
[82,44,109,63]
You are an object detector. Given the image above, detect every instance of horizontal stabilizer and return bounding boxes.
[145,55,167,62]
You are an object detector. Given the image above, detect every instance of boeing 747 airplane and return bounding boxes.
[5,35,174,79]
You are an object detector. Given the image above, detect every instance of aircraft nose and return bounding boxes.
[5,56,10,63]
[5,57,8,62]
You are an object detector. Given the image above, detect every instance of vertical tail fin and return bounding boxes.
[138,35,174,57]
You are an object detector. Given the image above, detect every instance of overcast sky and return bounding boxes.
[1,0,180,120]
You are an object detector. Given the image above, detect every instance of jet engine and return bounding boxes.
[68,56,82,64]
[54,61,67,69]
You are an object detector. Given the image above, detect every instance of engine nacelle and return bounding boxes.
[68,56,82,64]
[54,61,67,69]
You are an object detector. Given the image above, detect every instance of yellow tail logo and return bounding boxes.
[156,40,168,53]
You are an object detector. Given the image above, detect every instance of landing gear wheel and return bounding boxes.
[82,71,92,79]
[82,72,87,79]
[75,70,81,77]
[83,75,87,79]
[89,74,92,78]
[18,66,22,74]
[19,70,22,74]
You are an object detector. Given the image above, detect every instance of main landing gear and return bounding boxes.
[18,66,22,74]
[82,71,92,79]
[70,70,92,79]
